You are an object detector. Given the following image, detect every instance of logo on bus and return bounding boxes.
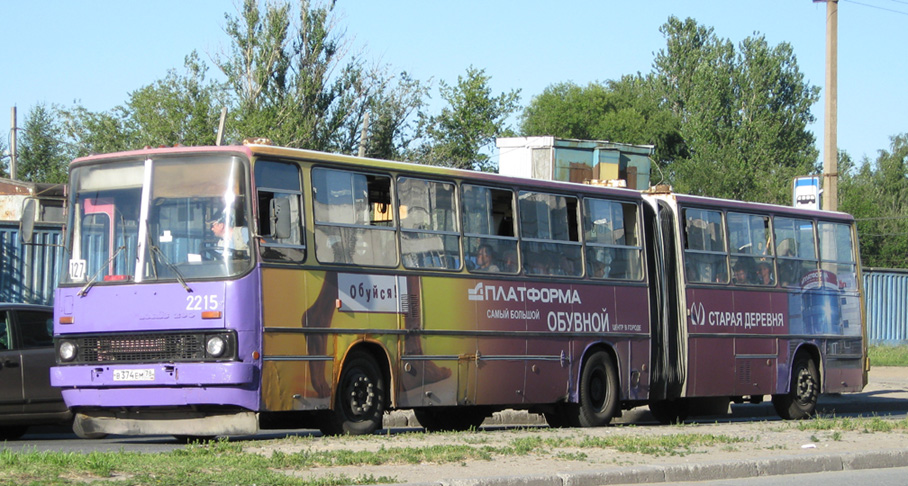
[466,282,581,304]
[690,302,706,326]
[688,301,785,329]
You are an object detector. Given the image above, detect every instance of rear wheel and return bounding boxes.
[772,355,819,420]
[569,351,619,427]
[648,399,690,424]
[319,351,386,436]
[414,407,487,432]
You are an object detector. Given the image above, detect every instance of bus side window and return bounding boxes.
[255,160,305,263]
[774,217,818,287]
[399,177,460,270]
[682,208,727,283]
[518,191,582,277]
[463,185,518,274]
[583,198,643,280]
[313,168,397,267]
[818,221,857,290]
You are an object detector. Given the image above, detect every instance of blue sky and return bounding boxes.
[2,0,905,168]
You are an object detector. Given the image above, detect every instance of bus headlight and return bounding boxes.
[206,335,227,357]
[59,341,77,362]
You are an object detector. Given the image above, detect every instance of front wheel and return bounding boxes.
[772,356,819,420]
[319,351,387,436]
[571,351,619,427]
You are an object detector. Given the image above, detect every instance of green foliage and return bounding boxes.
[840,134,908,268]
[521,75,686,170]
[16,103,70,183]
[653,16,820,203]
[416,66,521,171]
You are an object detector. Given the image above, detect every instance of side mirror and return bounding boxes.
[270,197,292,240]
[20,197,37,244]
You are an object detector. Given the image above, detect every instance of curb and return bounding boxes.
[385,449,908,486]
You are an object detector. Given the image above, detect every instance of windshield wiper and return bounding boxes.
[78,245,127,296]
[148,243,193,293]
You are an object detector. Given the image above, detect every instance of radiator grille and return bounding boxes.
[73,333,205,363]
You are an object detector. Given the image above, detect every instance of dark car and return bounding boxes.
[0,303,70,439]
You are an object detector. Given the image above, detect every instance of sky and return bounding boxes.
[2,0,906,169]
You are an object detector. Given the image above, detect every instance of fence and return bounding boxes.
[0,221,63,305]
[864,267,908,345]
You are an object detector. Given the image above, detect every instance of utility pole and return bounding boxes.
[10,107,17,180]
[819,0,838,211]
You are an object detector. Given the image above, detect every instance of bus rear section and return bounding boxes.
[644,189,866,423]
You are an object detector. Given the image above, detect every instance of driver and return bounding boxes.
[208,214,249,253]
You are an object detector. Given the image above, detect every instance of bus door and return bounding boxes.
[644,199,685,401]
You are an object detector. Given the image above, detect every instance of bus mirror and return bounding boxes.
[270,197,291,240]
[20,197,37,244]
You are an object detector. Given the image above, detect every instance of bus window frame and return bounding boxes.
[397,175,462,271]
[726,211,775,287]
[517,189,583,278]
[461,183,519,275]
[311,166,398,268]
[581,195,645,281]
[682,207,729,285]
[254,159,306,264]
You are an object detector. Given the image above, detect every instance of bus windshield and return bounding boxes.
[61,154,252,286]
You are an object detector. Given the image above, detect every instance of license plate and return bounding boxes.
[113,369,155,382]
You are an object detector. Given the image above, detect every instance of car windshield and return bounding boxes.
[61,154,253,286]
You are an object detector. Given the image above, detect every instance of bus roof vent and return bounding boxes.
[644,184,674,195]
[243,137,274,146]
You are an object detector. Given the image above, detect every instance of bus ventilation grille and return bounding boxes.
[69,333,206,363]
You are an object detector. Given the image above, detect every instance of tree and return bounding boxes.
[0,135,8,178]
[520,75,686,170]
[127,51,226,147]
[17,103,69,183]
[416,66,520,171]
[653,17,820,204]
[839,134,908,268]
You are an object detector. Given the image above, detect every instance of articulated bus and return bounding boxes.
[48,141,866,438]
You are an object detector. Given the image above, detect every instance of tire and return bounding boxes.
[572,351,619,427]
[414,407,487,432]
[772,355,819,420]
[648,399,690,424]
[0,426,28,440]
[319,351,386,436]
[543,406,571,428]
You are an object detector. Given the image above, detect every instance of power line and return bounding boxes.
[842,0,908,15]
[855,215,908,221]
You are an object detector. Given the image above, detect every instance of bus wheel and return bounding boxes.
[772,356,819,420]
[648,399,690,424]
[0,426,27,440]
[575,351,619,427]
[414,407,487,432]
[320,351,386,436]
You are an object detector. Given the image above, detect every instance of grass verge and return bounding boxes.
[868,345,908,366]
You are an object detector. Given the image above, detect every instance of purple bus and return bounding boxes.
[49,142,866,439]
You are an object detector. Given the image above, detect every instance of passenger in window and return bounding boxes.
[733,260,753,285]
[475,244,500,272]
[756,261,774,286]
[501,249,518,273]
